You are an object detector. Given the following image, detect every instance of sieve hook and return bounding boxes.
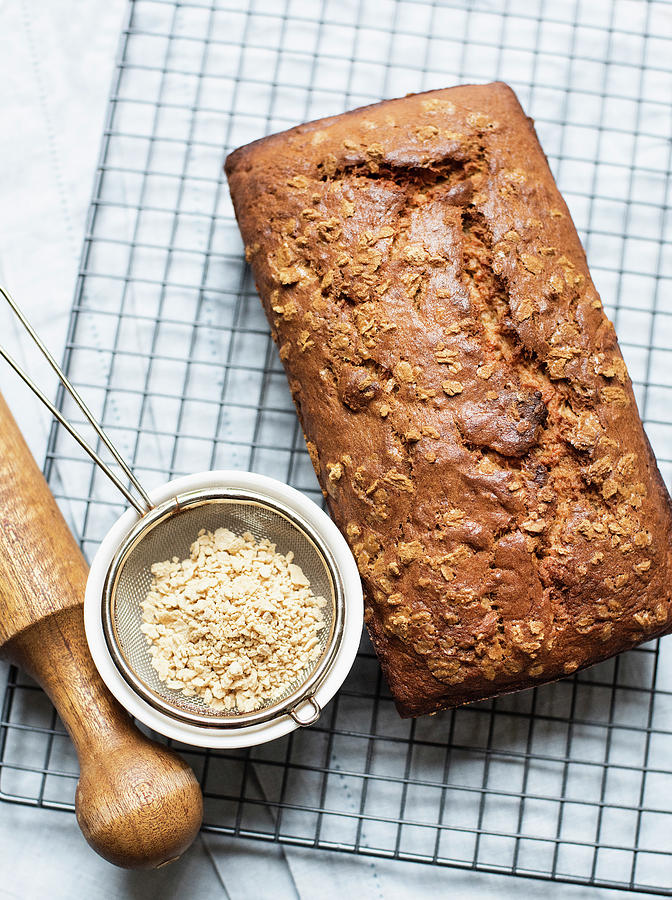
[0,286,153,516]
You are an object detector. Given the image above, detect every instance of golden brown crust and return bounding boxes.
[225,82,672,717]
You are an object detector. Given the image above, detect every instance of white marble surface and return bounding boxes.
[0,2,669,898]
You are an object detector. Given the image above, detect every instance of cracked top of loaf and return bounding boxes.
[226,82,672,716]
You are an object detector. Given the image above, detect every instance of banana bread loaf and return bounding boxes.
[225,82,672,717]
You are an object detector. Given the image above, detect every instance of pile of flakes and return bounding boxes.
[140,527,327,713]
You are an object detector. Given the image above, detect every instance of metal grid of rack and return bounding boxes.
[2,0,672,892]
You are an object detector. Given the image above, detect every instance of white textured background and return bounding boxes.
[0,2,670,898]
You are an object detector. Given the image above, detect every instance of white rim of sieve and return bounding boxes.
[84,470,363,749]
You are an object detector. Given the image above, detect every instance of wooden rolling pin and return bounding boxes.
[0,391,203,868]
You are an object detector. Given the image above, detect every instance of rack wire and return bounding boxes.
[2,0,672,892]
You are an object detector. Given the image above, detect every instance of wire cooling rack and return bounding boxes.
[2,0,672,892]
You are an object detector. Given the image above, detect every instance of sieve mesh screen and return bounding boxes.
[107,497,337,719]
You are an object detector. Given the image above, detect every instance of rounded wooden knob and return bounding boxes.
[5,606,204,869]
[76,738,203,868]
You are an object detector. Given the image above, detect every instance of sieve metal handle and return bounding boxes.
[289,695,322,727]
[0,286,153,516]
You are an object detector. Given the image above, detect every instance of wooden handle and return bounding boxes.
[0,392,203,867]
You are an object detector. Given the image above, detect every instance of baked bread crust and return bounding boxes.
[226,83,672,717]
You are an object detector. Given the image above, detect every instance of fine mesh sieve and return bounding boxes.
[102,490,343,728]
[0,287,361,742]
